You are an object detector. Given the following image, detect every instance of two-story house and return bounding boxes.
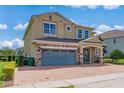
[23,12,104,66]
[96,30,124,56]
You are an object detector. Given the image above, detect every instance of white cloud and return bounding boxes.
[68,5,84,8]
[0,24,7,30]
[14,22,28,31]
[103,5,120,10]
[93,24,124,35]
[49,6,54,10]
[0,38,24,49]
[66,5,120,10]
[95,24,112,32]
[68,5,97,9]
[113,25,124,30]
[12,39,24,49]
[87,5,97,9]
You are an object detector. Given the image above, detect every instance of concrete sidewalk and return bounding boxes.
[13,72,124,88]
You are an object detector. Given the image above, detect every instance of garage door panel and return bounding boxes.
[42,49,76,66]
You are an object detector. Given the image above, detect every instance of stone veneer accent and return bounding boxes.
[33,44,103,66]
[35,46,42,66]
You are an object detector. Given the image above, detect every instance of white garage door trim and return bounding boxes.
[40,46,77,50]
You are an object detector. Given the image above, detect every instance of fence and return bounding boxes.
[0,56,16,62]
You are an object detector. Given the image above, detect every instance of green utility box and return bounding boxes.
[27,57,34,66]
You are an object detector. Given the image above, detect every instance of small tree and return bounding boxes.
[15,48,24,66]
[110,49,124,62]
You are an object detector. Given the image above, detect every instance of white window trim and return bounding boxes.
[84,30,89,39]
[66,25,72,32]
[77,28,83,39]
[77,28,88,39]
[43,21,56,35]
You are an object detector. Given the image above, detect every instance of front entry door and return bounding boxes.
[83,48,90,64]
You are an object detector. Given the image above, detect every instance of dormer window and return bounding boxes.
[66,26,71,32]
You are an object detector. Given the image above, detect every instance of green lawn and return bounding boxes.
[0,61,15,87]
[59,85,75,88]
[104,58,124,65]
[116,59,124,64]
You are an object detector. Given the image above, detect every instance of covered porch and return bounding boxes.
[79,37,104,64]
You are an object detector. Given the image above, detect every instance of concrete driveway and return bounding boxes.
[14,63,124,86]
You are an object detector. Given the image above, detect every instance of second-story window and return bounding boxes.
[77,28,83,39]
[43,22,56,35]
[84,30,89,39]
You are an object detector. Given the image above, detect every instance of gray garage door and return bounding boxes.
[42,49,76,66]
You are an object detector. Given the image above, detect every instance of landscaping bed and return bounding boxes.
[103,58,112,63]
[104,58,124,65]
[0,61,15,87]
[115,59,124,64]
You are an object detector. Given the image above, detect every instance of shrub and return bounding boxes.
[104,56,110,59]
[16,56,24,66]
[110,49,124,62]
[2,68,14,81]
[115,59,124,64]
[104,58,112,63]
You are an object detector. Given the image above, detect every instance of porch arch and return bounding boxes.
[81,44,103,64]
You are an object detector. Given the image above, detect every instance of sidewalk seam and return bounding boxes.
[74,76,124,86]
[63,80,74,86]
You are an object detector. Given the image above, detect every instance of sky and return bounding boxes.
[0,5,124,49]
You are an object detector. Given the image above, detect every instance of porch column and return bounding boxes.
[80,45,83,64]
[100,48,103,64]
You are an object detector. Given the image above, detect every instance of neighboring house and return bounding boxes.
[23,12,104,66]
[96,30,124,56]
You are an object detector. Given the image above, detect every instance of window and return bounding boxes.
[66,26,71,32]
[77,28,83,39]
[43,22,56,35]
[113,38,116,44]
[95,48,100,56]
[103,48,107,54]
[84,30,89,39]
[49,15,52,20]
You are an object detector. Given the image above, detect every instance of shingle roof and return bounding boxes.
[23,12,94,40]
[35,37,82,43]
[96,30,124,39]
[32,12,94,30]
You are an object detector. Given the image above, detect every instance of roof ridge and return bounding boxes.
[96,30,124,39]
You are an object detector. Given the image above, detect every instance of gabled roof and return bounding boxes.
[23,12,94,40]
[82,37,103,44]
[32,12,94,29]
[32,12,75,24]
[96,30,124,39]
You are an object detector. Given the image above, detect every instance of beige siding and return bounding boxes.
[24,13,94,57]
